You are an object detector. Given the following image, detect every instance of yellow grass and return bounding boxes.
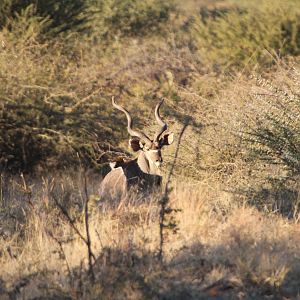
[1,2,300,298]
[1,177,300,299]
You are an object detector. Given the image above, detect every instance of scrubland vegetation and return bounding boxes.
[1,0,300,299]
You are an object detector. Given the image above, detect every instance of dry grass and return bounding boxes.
[1,52,299,299]
[1,2,300,299]
[1,58,300,299]
[1,173,300,299]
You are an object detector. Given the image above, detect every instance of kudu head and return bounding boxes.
[112,97,174,171]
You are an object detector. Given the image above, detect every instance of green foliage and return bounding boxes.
[0,0,175,39]
[1,4,51,45]
[0,0,12,28]
[0,0,90,35]
[246,68,300,175]
[188,0,300,70]
[89,0,176,41]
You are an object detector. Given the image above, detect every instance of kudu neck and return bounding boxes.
[137,151,162,176]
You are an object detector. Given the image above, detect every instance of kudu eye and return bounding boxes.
[156,157,162,163]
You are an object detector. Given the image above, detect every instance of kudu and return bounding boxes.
[99,97,174,204]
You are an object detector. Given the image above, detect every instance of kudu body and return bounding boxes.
[99,97,174,203]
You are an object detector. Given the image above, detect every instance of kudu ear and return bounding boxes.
[129,137,143,152]
[109,157,125,169]
[109,162,117,169]
[160,132,174,147]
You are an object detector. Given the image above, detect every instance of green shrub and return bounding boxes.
[188,0,300,71]
[0,0,89,35]
[89,0,176,41]
[1,4,51,45]
[245,66,300,175]
[0,0,176,40]
[0,0,12,28]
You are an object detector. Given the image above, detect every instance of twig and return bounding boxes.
[82,168,95,281]
[158,118,190,262]
[0,173,3,207]
[51,193,96,262]
[47,230,73,284]
[70,88,103,111]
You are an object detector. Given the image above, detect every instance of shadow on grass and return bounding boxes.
[234,184,299,219]
[1,174,300,299]
[2,236,300,300]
